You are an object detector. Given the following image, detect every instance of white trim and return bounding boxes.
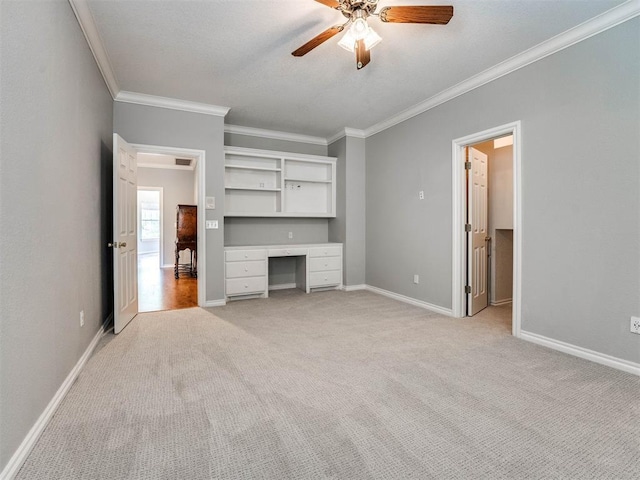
[520,330,640,376]
[490,299,513,307]
[68,0,119,98]
[203,299,226,308]
[343,284,367,292]
[366,285,453,316]
[363,1,640,138]
[161,264,174,269]
[451,121,522,340]
[224,125,327,146]
[0,325,104,480]
[116,91,229,117]
[268,283,297,291]
[131,144,207,308]
[327,127,367,145]
[344,128,367,139]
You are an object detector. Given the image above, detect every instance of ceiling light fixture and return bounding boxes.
[337,9,382,53]
[292,1,454,70]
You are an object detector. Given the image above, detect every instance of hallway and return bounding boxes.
[138,253,197,312]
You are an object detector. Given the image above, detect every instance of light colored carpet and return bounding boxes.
[17,290,639,479]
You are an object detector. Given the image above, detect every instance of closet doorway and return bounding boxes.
[452,122,522,337]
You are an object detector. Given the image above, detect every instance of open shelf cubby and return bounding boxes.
[224,146,336,218]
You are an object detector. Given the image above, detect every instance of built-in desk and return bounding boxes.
[224,243,343,300]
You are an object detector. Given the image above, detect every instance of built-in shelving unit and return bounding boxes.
[224,146,336,217]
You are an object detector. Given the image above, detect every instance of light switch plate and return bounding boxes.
[205,220,218,229]
[206,196,215,209]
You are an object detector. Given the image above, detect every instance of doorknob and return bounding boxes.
[108,242,116,248]
[120,242,127,248]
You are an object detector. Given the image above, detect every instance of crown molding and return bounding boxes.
[327,127,367,144]
[344,127,367,139]
[224,124,327,146]
[364,0,640,138]
[68,0,119,98]
[115,91,230,117]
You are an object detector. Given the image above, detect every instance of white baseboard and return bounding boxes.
[365,285,453,316]
[268,283,297,291]
[343,284,367,292]
[520,330,640,376]
[161,264,174,269]
[0,325,105,480]
[202,299,226,308]
[490,298,512,306]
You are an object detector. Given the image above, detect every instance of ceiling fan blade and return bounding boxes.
[355,39,370,70]
[292,26,344,57]
[314,0,341,8]
[379,5,454,24]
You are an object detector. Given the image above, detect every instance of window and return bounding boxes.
[140,201,160,240]
[138,189,161,241]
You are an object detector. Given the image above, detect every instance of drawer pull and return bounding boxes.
[324,263,328,267]
[244,267,248,272]
[244,254,248,258]
[245,284,248,288]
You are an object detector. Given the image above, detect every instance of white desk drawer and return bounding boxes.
[225,249,266,262]
[268,247,308,257]
[308,246,342,258]
[309,256,342,272]
[309,270,342,287]
[226,260,266,279]
[226,276,266,296]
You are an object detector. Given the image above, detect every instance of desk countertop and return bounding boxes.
[224,242,342,250]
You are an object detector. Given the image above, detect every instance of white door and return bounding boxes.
[467,146,489,316]
[112,134,138,333]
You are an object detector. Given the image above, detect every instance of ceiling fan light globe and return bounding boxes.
[338,29,356,52]
[363,27,382,50]
[351,17,369,40]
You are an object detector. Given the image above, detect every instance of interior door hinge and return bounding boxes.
[465,224,471,232]
[465,161,471,170]
[465,285,471,294]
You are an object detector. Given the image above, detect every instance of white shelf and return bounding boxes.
[285,178,332,184]
[224,146,336,218]
[225,165,281,172]
[226,186,281,192]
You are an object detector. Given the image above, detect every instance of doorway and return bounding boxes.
[134,145,206,313]
[452,121,522,337]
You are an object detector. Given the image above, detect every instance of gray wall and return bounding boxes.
[329,136,366,286]
[0,0,113,471]
[114,103,225,302]
[138,167,196,266]
[224,132,327,156]
[366,19,640,363]
[224,133,330,248]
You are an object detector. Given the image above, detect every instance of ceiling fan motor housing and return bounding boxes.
[339,0,379,19]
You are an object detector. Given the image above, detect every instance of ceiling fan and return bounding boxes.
[292,0,454,70]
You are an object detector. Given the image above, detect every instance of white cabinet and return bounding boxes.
[224,249,267,297]
[224,146,336,218]
[224,243,342,301]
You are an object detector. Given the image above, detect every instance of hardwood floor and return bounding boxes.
[138,253,197,313]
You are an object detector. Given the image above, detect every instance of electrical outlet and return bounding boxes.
[80,310,85,327]
[205,220,218,229]
[288,231,293,239]
[631,316,640,335]
[418,191,424,200]
[413,274,419,284]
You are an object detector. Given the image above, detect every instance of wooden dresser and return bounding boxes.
[175,204,197,278]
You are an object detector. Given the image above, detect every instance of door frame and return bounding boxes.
[132,143,206,308]
[137,186,164,266]
[451,121,522,337]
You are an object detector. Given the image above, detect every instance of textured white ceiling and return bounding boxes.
[87,0,625,137]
